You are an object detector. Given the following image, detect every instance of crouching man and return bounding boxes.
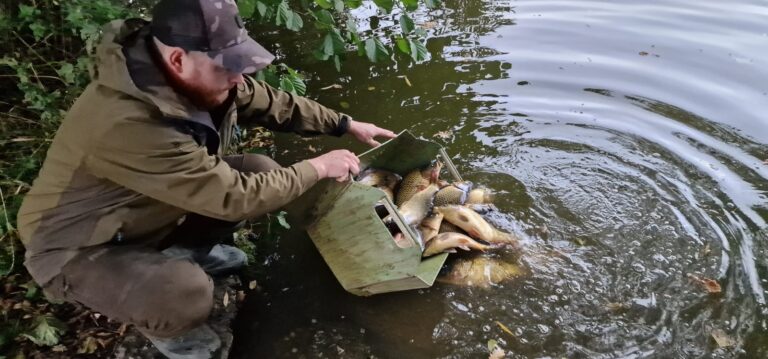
[16,0,395,357]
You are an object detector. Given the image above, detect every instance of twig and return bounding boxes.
[0,186,17,276]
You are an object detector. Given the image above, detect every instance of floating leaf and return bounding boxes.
[495,321,515,338]
[339,101,350,109]
[223,292,230,307]
[487,339,498,352]
[276,211,291,229]
[711,329,734,347]
[249,280,259,290]
[687,273,722,294]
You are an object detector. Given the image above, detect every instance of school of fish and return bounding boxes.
[355,162,524,288]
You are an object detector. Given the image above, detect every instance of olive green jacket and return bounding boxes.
[17,19,347,285]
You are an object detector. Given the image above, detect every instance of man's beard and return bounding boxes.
[158,61,229,110]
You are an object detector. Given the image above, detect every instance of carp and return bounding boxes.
[357,168,401,201]
[397,183,440,227]
[437,256,527,288]
[423,232,490,257]
[439,220,465,234]
[466,187,494,205]
[395,161,442,206]
[434,205,519,246]
[419,212,444,245]
[433,181,472,206]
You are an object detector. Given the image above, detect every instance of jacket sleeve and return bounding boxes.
[234,76,349,136]
[85,116,319,222]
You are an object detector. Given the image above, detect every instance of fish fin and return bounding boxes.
[446,248,457,253]
[459,245,471,251]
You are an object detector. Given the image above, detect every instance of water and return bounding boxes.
[231,0,768,357]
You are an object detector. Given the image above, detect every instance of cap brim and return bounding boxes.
[208,36,275,74]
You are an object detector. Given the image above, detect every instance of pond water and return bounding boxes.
[231,0,768,357]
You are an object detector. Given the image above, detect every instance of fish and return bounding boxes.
[395,161,442,206]
[397,183,440,227]
[434,205,519,246]
[433,181,472,206]
[438,220,465,234]
[422,232,490,257]
[419,212,444,245]
[437,256,528,288]
[357,168,401,201]
[466,187,494,205]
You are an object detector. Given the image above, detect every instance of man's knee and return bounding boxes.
[224,154,281,174]
[140,260,214,337]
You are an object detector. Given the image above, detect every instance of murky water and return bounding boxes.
[231,1,768,357]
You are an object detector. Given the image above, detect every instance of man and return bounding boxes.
[16,0,395,357]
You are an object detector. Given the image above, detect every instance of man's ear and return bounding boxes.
[167,48,186,75]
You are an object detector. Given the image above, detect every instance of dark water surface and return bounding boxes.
[231,1,768,357]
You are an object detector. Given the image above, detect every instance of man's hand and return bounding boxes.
[308,150,360,182]
[346,120,397,147]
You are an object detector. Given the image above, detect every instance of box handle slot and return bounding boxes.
[439,148,463,182]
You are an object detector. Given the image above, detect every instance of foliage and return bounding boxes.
[21,315,67,347]
[240,0,436,70]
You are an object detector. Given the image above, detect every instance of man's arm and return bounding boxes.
[235,76,348,136]
[234,76,397,146]
[85,117,359,221]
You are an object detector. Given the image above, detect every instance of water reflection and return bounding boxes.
[232,0,768,357]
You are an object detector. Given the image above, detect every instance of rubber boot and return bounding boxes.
[145,324,222,359]
[162,244,248,276]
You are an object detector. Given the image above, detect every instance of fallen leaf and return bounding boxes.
[605,302,629,311]
[367,86,376,91]
[97,337,113,348]
[117,323,128,336]
[249,280,259,290]
[52,344,67,352]
[77,336,98,354]
[487,339,498,351]
[489,347,505,359]
[421,21,437,29]
[398,75,412,87]
[495,321,515,338]
[307,145,318,153]
[687,273,722,294]
[639,51,649,56]
[320,84,343,90]
[433,131,451,139]
[223,292,230,307]
[711,328,734,347]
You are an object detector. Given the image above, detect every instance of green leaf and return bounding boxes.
[425,0,441,8]
[22,315,67,347]
[345,18,358,33]
[364,38,389,63]
[399,14,415,34]
[409,38,429,62]
[395,37,410,54]
[286,11,303,31]
[372,0,394,13]
[18,5,39,21]
[344,0,363,8]
[487,339,498,352]
[279,76,296,94]
[256,1,268,17]
[333,0,345,12]
[239,0,257,18]
[314,9,334,29]
[314,0,332,9]
[56,63,75,85]
[333,55,341,72]
[29,22,47,41]
[275,1,292,26]
[402,0,419,11]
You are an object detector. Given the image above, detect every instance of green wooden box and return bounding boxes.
[295,131,462,296]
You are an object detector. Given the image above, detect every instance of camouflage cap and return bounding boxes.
[150,0,275,74]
